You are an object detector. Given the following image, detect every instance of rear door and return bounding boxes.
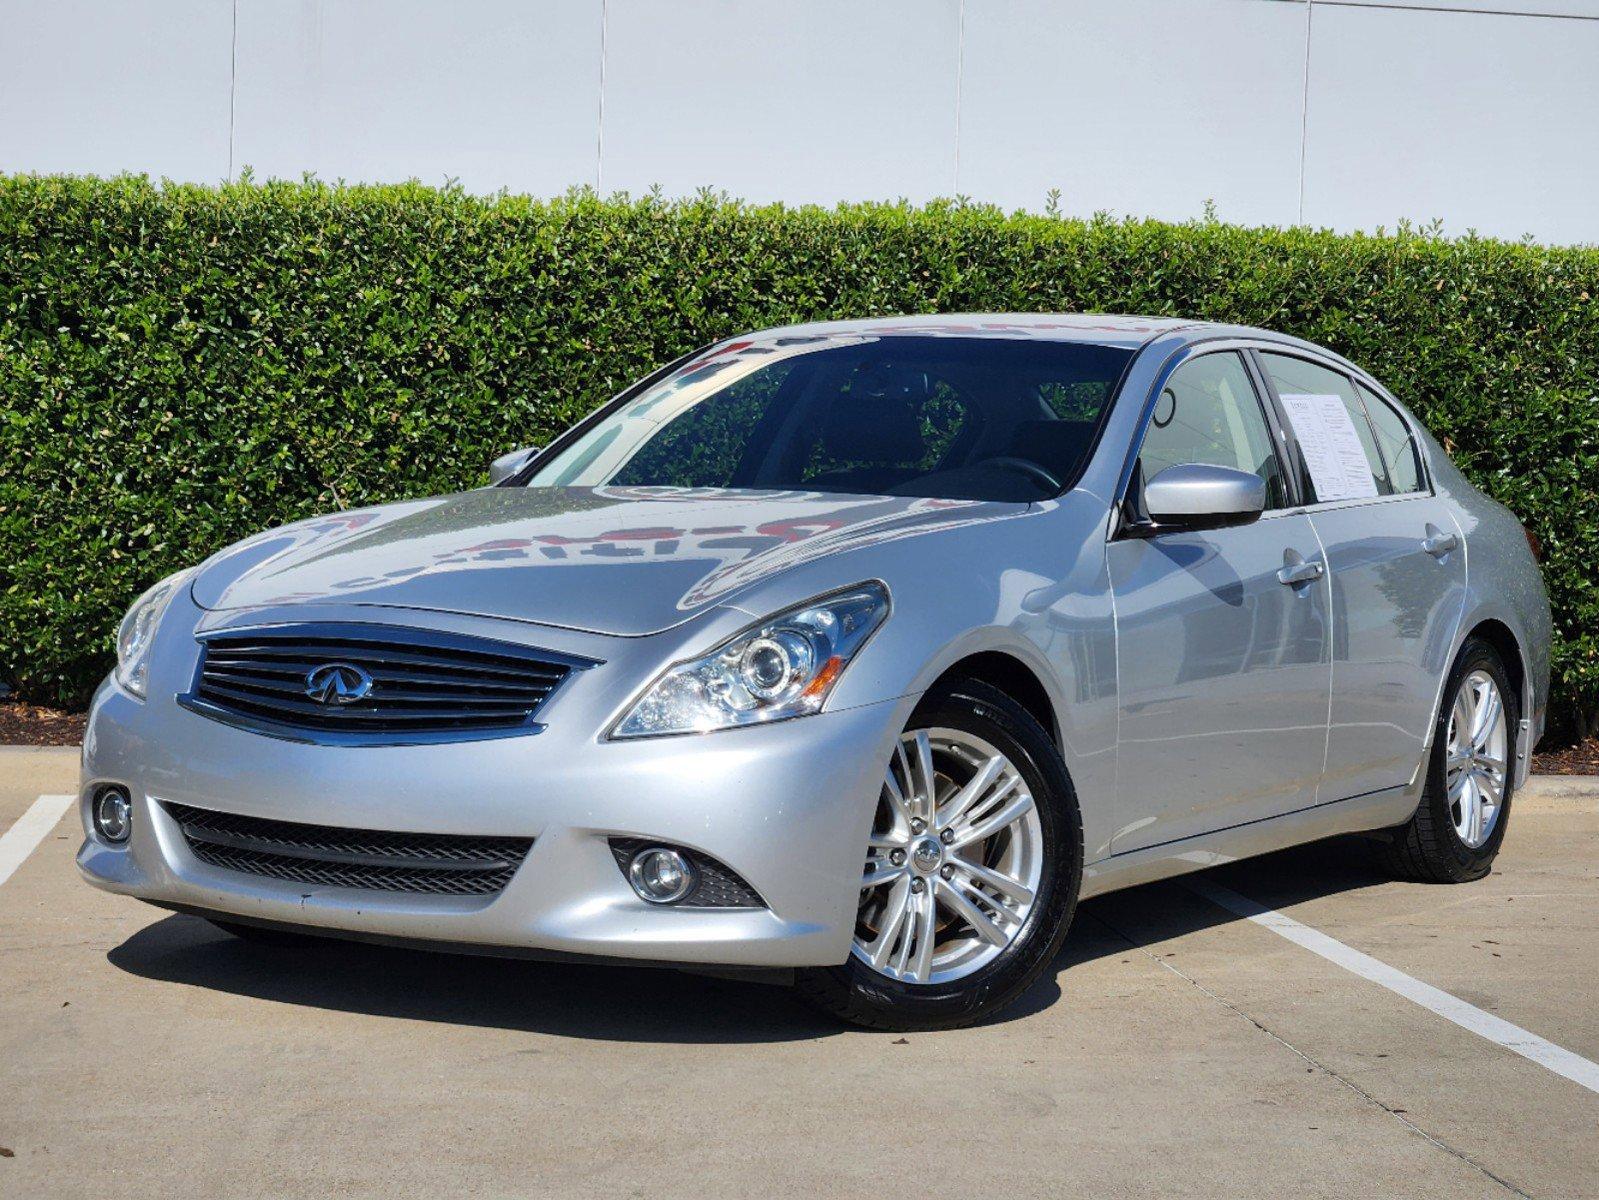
[1107,349,1332,854]
[1255,351,1467,802]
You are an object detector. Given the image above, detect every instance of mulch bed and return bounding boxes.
[1,697,1595,774]
[0,699,88,747]
[1533,734,1599,776]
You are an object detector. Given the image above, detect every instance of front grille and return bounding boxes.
[181,623,581,744]
[608,838,766,909]
[167,803,533,896]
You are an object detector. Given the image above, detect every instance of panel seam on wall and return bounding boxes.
[1297,0,1313,223]
[227,0,239,180]
[952,0,966,196]
[596,0,609,192]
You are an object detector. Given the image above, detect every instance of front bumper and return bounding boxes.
[78,603,910,969]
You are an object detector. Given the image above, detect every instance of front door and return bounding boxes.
[1107,351,1332,854]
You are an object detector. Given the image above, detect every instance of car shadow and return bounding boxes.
[1005,834,1395,1020]
[107,836,1392,1042]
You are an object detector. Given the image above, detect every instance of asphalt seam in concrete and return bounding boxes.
[1081,907,1536,1199]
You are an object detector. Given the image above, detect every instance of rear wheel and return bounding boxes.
[795,680,1082,1030]
[1380,638,1517,883]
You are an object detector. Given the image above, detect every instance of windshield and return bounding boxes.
[525,334,1134,502]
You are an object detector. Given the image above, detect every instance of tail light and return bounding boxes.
[1522,524,1542,562]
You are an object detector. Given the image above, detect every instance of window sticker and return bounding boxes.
[1278,392,1379,502]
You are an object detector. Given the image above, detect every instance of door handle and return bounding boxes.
[1422,531,1459,558]
[1277,559,1325,586]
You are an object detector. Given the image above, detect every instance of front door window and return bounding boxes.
[1139,352,1289,509]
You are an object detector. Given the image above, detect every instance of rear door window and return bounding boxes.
[1259,352,1392,500]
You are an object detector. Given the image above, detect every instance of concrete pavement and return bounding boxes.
[2,748,1594,1198]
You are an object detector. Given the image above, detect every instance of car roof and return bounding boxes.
[750,312,1199,350]
[740,313,1367,376]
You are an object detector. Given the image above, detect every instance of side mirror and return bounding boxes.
[1140,463,1265,531]
[488,446,541,485]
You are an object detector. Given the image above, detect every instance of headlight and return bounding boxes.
[610,582,891,739]
[115,568,194,699]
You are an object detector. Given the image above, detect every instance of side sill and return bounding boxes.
[1079,783,1418,901]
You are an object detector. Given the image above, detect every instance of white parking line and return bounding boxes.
[0,794,76,888]
[1187,878,1599,1097]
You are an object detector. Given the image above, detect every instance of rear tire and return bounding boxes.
[795,679,1082,1031]
[1379,638,1517,883]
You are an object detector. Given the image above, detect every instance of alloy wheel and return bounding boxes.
[852,727,1043,985]
[1445,669,1509,849]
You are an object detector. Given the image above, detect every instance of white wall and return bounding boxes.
[2,0,1596,245]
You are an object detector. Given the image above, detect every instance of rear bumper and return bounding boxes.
[78,656,910,968]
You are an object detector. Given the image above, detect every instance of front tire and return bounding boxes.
[1379,638,1517,883]
[795,679,1082,1030]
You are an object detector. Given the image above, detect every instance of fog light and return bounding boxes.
[93,788,132,843]
[627,846,697,904]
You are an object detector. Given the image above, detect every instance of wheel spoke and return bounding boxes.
[861,858,907,890]
[937,877,1009,946]
[867,876,913,971]
[912,730,937,823]
[882,769,915,836]
[961,775,1023,834]
[1476,767,1504,808]
[955,859,1035,906]
[908,886,938,982]
[891,907,915,975]
[936,753,1006,831]
[1473,751,1507,776]
[1472,686,1502,746]
[894,739,916,805]
[1451,689,1473,750]
[949,790,1035,849]
[1462,776,1482,845]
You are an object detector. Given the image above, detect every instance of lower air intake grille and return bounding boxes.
[608,838,765,909]
[167,803,532,897]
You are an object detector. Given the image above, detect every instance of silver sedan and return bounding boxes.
[78,314,1550,1029]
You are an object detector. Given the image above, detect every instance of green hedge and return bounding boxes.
[2,175,1596,733]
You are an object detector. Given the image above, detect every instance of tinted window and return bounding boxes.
[1357,382,1425,494]
[1259,352,1391,500]
[1137,351,1289,509]
[528,335,1133,502]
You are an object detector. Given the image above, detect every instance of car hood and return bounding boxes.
[190,486,1022,636]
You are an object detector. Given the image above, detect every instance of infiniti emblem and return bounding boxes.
[303,662,374,706]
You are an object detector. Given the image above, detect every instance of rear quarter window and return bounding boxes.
[1356,382,1426,494]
